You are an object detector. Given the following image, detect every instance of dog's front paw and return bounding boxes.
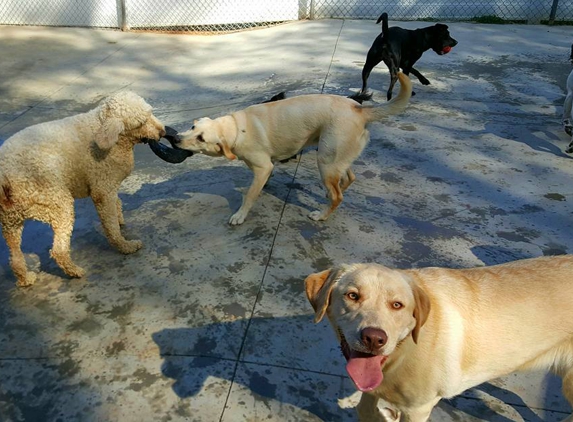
[308,210,327,221]
[229,211,247,226]
[16,272,37,287]
[420,77,430,85]
[118,239,143,254]
[66,265,86,278]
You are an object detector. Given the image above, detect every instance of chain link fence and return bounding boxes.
[1,0,572,33]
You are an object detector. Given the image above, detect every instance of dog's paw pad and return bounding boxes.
[16,272,37,287]
[564,124,573,136]
[119,240,143,254]
[229,212,246,225]
[67,266,86,278]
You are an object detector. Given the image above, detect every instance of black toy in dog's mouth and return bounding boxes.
[146,126,193,164]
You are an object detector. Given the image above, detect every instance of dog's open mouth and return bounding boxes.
[146,126,194,164]
[339,331,387,392]
[439,46,452,55]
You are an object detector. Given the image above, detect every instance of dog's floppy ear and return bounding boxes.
[218,142,237,160]
[305,268,343,323]
[411,282,431,344]
[95,117,124,150]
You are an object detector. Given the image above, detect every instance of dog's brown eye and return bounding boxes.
[392,301,403,309]
[347,292,359,301]
[191,125,195,130]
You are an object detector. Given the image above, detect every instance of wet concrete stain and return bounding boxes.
[68,317,102,334]
[106,340,126,356]
[365,196,385,205]
[542,243,568,256]
[371,139,397,150]
[359,224,375,233]
[227,261,247,273]
[293,221,327,241]
[378,172,403,184]
[469,206,508,218]
[432,193,452,203]
[399,124,418,131]
[545,193,566,201]
[511,204,544,214]
[361,170,377,179]
[241,226,272,241]
[312,256,333,271]
[58,358,81,377]
[282,277,306,295]
[106,301,134,320]
[496,227,541,243]
[427,176,452,184]
[395,216,462,240]
[221,302,248,318]
[128,367,161,392]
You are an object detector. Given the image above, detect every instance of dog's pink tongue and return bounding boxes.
[346,350,385,392]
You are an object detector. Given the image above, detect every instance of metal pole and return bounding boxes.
[309,0,315,20]
[549,0,559,24]
[116,0,129,31]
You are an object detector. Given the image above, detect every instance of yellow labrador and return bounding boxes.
[305,256,573,422]
[176,73,412,225]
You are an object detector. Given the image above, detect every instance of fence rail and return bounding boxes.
[1,0,572,33]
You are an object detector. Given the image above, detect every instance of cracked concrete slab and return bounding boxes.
[1,18,573,422]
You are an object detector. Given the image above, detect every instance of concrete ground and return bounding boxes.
[1,18,573,422]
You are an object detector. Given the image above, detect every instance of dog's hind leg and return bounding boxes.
[386,61,400,101]
[116,197,125,226]
[48,196,85,279]
[2,220,36,287]
[361,47,384,93]
[230,161,274,225]
[309,166,343,222]
[340,168,356,192]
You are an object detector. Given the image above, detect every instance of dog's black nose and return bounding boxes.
[163,125,182,145]
[361,327,388,351]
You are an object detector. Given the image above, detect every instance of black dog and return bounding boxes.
[361,13,458,100]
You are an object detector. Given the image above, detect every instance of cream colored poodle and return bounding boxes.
[0,91,166,287]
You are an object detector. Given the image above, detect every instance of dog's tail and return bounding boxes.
[376,12,389,35]
[347,91,373,104]
[360,72,412,122]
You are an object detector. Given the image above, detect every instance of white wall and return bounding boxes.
[0,0,571,29]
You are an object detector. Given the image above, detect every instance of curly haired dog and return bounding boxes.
[0,91,166,287]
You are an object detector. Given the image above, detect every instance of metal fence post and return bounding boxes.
[549,0,560,23]
[116,0,129,31]
[309,0,315,20]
